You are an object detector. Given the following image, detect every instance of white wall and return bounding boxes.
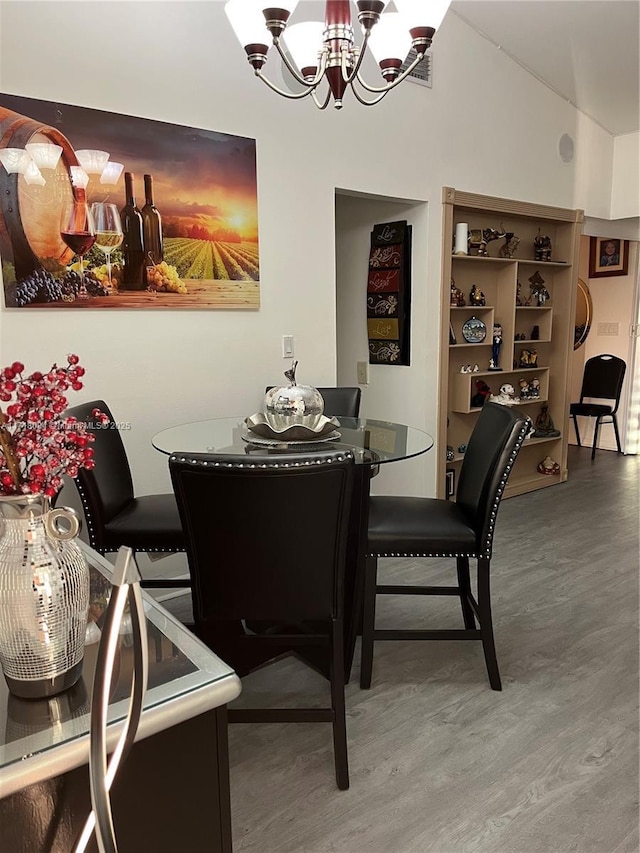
[335,193,432,498]
[611,133,640,220]
[0,2,618,497]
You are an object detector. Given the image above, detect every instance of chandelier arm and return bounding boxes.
[312,87,333,110]
[274,38,329,88]
[349,82,389,107]
[255,70,320,99]
[341,31,370,84]
[355,51,425,94]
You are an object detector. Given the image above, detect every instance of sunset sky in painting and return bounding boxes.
[0,93,259,242]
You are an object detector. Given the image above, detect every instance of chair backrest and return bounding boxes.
[456,402,530,556]
[169,450,354,626]
[579,354,626,411]
[264,386,361,418]
[63,400,134,548]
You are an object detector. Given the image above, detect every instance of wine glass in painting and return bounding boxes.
[60,200,96,300]
[90,202,123,292]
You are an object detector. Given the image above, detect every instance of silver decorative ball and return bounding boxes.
[264,384,324,431]
[264,362,324,431]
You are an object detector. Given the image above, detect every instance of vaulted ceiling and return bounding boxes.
[452,0,640,137]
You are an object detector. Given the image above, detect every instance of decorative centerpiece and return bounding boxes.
[0,355,107,698]
[245,362,340,443]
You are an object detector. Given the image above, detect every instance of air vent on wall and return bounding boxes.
[401,49,432,88]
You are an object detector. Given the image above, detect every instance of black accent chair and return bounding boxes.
[569,354,626,459]
[63,400,188,589]
[360,402,530,692]
[265,386,361,418]
[169,449,355,790]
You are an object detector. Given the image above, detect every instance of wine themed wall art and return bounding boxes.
[366,220,411,365]
[0,93,260,309]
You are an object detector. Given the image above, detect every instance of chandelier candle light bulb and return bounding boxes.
[224,0,451,109]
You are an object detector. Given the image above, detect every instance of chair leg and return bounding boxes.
[592,416,602,460]
[456,556,476,629]
[360,556,378,690]
[612,414,623,454]
[572,414,582,447]
[330,618,349,790]
[476,557,502,691]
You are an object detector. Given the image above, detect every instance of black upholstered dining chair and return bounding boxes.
[569,354,626,459]
[265,386,361,418]
[360,402,530,692]
[169,448,355,790]
[63,400,187,589]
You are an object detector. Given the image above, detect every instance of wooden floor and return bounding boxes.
[165,446,639,853]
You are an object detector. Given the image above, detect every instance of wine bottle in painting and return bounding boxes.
[142,174,163,276]
[119,171,145,290]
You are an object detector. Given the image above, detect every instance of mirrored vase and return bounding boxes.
[0,494,89,699]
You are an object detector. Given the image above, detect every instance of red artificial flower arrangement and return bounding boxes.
[0,354,107,498]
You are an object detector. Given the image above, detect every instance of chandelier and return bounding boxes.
[224,0,451,110]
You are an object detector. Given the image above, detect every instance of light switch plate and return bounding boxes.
[357,361,369,385]
[282,335,294,358]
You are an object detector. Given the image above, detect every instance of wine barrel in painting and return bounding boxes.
[0,106,85,279]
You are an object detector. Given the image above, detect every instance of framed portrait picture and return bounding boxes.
[589,237,629,278]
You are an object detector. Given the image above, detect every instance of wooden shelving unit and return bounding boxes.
[438,188,584,500]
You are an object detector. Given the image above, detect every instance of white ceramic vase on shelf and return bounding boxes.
[0,494,89,699]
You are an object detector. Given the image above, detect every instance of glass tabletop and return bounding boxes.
[0,543,240,798]
[152,416,433,466]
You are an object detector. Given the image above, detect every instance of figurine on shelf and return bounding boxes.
[471,379,492,408]
[518,349,532,367]
[516,280,523,306]
[460,364,473,373]
[489,323,503,370]
[450,278,466,307]
[458,443,468,454]
[534,231,552,262]
[499,232,520,259]
[518,378,530,399]
[473,364,479,372]
[537,455,560,475]
[529,350,538,367]
[529,377,541,398]
[446,445,455,461]
[489,383,520,406]
[531,324,540,340]
[528,270,551,305]
[533,404,560,437]
[469,283,486,306]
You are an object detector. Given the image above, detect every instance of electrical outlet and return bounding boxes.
[357,361,369,385]
[282,335,294,358]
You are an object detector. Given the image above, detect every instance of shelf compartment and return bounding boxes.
[451,368,549,414]
[515,306,552,342]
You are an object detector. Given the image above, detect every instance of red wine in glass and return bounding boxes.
[60,231,96,257]
[60,201,96,300]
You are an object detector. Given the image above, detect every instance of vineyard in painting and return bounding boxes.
[164,238,259,281]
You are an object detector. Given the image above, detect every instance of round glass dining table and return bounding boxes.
[152,416,433,465]
[152,415,433,682]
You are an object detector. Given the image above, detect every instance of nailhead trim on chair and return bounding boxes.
[367,418,530,560]
[169,451,355,469]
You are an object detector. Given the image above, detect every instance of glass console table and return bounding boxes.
[0,543,241,853]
